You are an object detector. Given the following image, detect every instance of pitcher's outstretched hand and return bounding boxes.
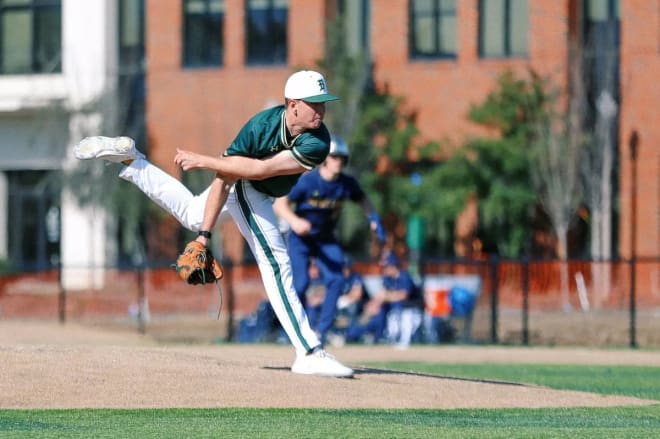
[175,148,207,171]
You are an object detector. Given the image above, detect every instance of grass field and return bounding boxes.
[2,361,659,438]
[371,362,660,401]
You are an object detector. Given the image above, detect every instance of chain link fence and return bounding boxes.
[1,257,659,348]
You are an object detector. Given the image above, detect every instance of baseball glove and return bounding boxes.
[174,241,224,285]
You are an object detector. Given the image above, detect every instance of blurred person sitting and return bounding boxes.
[301,260,327,332]
[344,252,423,346]
[377,252,423,349]
[326,256,369,346]
[344,294,388,345]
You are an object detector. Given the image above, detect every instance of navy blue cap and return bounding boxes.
[380,252,400,267]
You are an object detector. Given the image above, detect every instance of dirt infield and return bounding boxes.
[1,320,658,410]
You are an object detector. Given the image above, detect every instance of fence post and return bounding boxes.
[489,256,499,344]
[137,266,146,334]
[629,131,638,348]
[58,260,66,324]
[522,259,529,346]
[223,258,234,342]
[629,257,637,348]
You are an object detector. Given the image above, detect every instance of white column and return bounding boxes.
[60,0,119,290]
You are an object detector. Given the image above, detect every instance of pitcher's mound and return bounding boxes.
[0,321,656,409]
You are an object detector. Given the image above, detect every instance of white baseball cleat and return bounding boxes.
[74,136,143,163]
[291,349,354,378]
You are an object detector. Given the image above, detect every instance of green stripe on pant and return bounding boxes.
[235,180,312,352]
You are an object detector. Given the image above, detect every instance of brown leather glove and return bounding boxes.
[174,241,223,285]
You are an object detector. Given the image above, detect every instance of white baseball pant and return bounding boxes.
[119,159,321,355]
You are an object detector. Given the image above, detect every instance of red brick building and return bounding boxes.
[144,0,658,261]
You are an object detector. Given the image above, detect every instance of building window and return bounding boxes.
[582,0,620,106]
[119,0,144,71]
[478,0,528,58]
[409,0,457,59]
[338,0,370,55]
[118,0,145,146]
[0,0,61,74]
[7,170,60,271]
[583,0,620,57]
[585,0,619,22]
[245,0,287,66]
[183,0,224,67]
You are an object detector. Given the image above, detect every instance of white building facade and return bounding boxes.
[0,0,144,288]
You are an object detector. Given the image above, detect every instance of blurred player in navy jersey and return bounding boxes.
[378,252,424,348]
[274,136,385,346]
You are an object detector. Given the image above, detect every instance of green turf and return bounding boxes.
[366,362,660,401]
[2,362,659,438]
[1,406,659,439]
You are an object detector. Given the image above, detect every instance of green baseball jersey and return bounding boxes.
[224,105,331,197]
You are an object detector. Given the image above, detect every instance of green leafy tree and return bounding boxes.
[317,17,554,260]
[316,15,370,143]
[427,71,547,258]
[319,20,568,260]
[316,15,430,256]
[333,84,438,257]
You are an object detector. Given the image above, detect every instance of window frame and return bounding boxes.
[409,0,457,60]
[0,0,62,75]
[478,0,529,59]
[182,0,225,68]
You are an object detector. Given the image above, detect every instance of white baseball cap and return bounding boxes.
[284,70,339,103]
